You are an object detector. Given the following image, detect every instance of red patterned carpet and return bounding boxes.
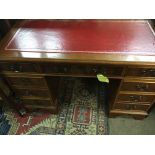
[0,78,108,135]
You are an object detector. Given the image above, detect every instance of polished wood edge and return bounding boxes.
[13,86,48,90]
[0,51,155,65]
[109,111,148,119]
[110,109,148,115]
[3,73,45,77]
[2,72,155,81]
[21,96,50,100]
[124,77,155,81]
[115,102,151,105]
[25,104,57,110]
[2,72,123,79]
[119,91,155,95]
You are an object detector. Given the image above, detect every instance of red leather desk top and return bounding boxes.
[5,20,155,55]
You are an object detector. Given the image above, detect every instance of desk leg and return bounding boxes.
[45,76,61,113]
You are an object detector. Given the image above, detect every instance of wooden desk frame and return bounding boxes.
[0,20,155,119]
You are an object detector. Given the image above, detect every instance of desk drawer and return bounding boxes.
[6,77,47,88]
[72,64,123,76]
[40,63,123,77]
[116,93,155,103]
[21,99,53,107]
[0,62,37,73]
[14,88,50,98]
[120,80,155,92]
[113,103,150,111]
[125,67,155,77]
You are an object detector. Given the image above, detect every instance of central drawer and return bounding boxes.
[6,76,47,88]
[40,63,124,77]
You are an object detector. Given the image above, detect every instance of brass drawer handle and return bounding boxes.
[10,64,22,72]
[135,84,149,91]
[129,95,142,102]
[141,69,155,76]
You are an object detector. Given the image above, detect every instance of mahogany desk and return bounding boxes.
[0,20,155,119]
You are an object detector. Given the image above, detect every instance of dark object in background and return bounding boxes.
[150,19,155,30]
[0,20,11,39]
[0,19,18,39]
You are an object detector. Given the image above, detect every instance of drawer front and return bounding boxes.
[21,99,53,107]
[14,89,50,98]
[7,77,47,88]
[0,62,37,73]
[120,81,155,92]
[113,103,150,111]
[75,65,123,76]
[41,63,123,77]
[125,67,155,77]
[116,94,155,103]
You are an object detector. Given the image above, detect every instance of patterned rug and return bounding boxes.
[0,78,108,135]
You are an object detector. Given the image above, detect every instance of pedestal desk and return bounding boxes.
[0,20,155,119]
